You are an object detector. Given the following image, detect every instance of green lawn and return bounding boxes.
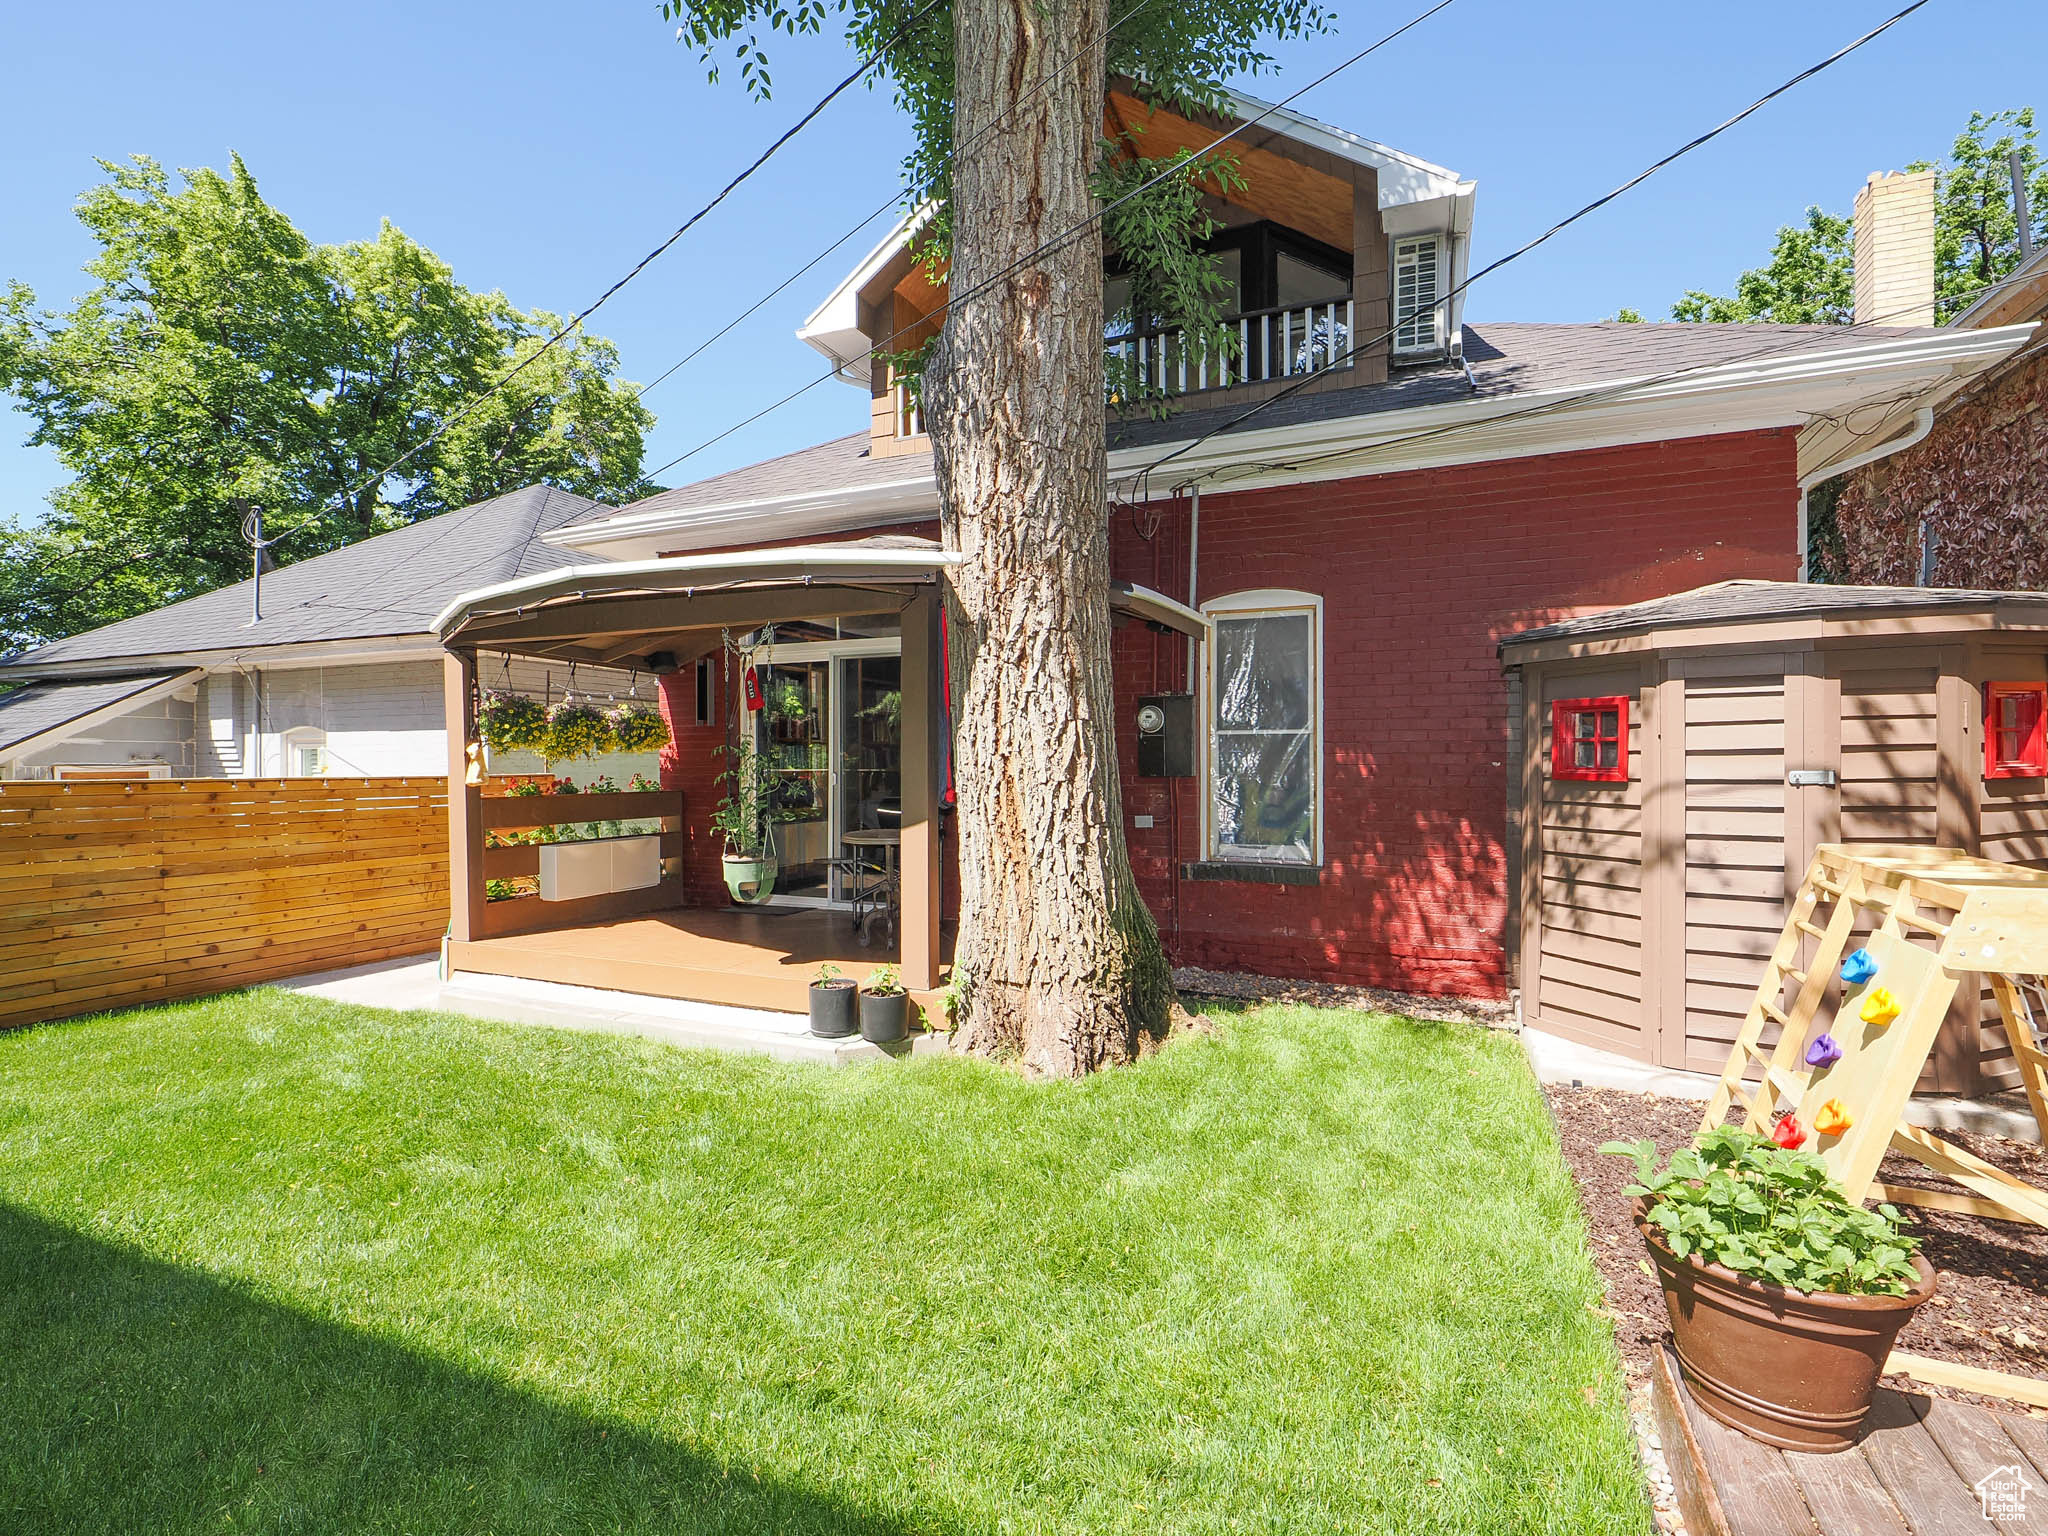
[0,989,1644,1534]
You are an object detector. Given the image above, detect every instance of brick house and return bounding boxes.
[433,90,2034,1007]
[9,88,2035,1008]
[1830,171,2048,585]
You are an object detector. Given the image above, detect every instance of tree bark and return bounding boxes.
[924,0,1173,1076]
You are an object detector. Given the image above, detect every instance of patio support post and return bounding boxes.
[444,649,486,943]
[899,587,944,993]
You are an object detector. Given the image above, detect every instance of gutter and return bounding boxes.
[1796,407,1934,582]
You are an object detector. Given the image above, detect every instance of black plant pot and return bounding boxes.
[809,979,857,1038]
[859,989,909,1044]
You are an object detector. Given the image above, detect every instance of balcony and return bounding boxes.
[883,297,1357,441]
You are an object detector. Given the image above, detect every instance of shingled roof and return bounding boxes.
[1500,579,2048,652]
[0,671,195,756]
[3,485,611,673]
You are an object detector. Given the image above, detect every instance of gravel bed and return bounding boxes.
[1170,966,1515,1028]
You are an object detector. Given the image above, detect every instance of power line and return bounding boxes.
[265,0,948,550]
[1121,0,1934,493]
[640,0,1462,483]
[1170,269,2044,493]
[629,0,1157,413]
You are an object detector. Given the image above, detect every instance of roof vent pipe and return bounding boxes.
[1795,406,1934,582]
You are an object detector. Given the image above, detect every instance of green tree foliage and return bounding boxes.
[1671,207,1856,324]
[0,155,653,646]
[1654,108,2046,327]
[663,0,1329,397]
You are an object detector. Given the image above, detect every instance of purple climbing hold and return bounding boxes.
[1840,948,1879,985]
[1805,1032,1843,1068]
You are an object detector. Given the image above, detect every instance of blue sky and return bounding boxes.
[1,0,2040,518]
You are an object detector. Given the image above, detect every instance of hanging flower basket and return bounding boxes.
[610,701,670,753]
[477,691,549,755]
[544,700,616,761]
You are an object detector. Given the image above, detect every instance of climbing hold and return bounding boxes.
[1804,1033,1843,1068]
[1858,986,1901,1027]
[1840,948,1879,985]
[1771,1112,1807,1150]
[1815,1099,1852,1136]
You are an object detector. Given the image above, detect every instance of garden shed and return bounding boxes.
[1500,580,2048,1093]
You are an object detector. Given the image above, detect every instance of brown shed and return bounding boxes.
[1500,580,2048,1095]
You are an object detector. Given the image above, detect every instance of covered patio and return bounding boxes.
[432,537,1204,1019]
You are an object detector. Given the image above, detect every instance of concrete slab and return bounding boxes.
[269,950,944,1068]
[1522,1026,2043,1144]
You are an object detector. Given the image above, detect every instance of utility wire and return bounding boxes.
[641,0,1462,482]
[1123,0,1934,493]
[629,0,1157,411]
[262,0,948,551]
[1165,268,2044,493]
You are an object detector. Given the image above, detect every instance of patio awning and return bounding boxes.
[433,538,1207,664]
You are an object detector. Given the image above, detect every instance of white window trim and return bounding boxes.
[282,725,328,778]
[1201,588,1324,867]
[1391,232,1446,357]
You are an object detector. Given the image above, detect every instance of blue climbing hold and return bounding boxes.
[1840,948,1879,985]
[1805,1032,1843,1068]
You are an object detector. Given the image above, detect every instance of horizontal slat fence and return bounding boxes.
[0,778,448,1030]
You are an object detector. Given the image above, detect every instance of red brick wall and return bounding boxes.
[658,430,1798,996]
[1833,346,2048,585]
[1109,427,1801,998]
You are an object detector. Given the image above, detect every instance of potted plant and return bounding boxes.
[809,963,857,1038]
[859,963,909,1044]
[710,731,777,904]
[1604,1125,1934,1453]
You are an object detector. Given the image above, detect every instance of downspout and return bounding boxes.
[1796,406,1934,581]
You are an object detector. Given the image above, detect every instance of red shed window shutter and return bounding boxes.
[1984,682,2047,779]
[1552,696,1629,783]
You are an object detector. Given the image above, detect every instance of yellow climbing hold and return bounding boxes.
[1858,986,1901,1026]
[1814,1098,1852,1136]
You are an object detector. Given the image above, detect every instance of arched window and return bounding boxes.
[1202,590,1322,866]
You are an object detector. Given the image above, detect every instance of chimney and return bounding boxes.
[1853,170,1937,327]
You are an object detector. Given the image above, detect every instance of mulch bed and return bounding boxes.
[1544,1084,2048,1415]
[1171,966,1515,1028]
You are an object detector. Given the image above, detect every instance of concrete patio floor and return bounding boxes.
[271,951,946,1067]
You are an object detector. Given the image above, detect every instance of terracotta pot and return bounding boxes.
[1632,1199,1935,1453]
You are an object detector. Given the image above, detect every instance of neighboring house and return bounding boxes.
[1830,169,2048,584]
[0,485,660,781]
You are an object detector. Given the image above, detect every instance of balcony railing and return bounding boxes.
[884,297,1356,438]
[1111,298,1354,399]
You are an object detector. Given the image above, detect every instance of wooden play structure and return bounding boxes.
[1702,843,2048,1407]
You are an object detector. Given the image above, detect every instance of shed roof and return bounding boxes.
[1500,579,2048,655]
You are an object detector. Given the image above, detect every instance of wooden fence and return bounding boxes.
[0,778,449,1031]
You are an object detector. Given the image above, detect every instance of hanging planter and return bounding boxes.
[610,700,670,753]
[544,700,616,761]
[477,691,549,755]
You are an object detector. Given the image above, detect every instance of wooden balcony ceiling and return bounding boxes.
[1104,89,1354,252]
[877,89,1358,321]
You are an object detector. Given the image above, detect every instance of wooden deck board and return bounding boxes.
[1657,1343,2048,1535]
[449,905,953,1015]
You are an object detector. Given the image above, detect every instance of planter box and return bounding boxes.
[540,834,662,902]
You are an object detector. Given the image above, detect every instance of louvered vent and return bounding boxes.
[1392,235,1444,355]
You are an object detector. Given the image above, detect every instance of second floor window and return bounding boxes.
[1392,234,1446,355]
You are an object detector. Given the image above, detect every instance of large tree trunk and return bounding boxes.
[924,0,1173,1076]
